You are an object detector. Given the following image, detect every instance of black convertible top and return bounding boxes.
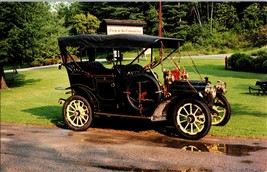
[58,34,183,53]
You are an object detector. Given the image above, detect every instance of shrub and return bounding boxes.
[236,56,253,71]
[256,50,267,57]
[30,60,41,67]
[181,42,195,51]
[50,58,57,64]
[253,51,267,73]
[44,58,52,66]
[228,53,243,69]
[30,58,45,67]
[228,52,267,73]
[228,53,253,71]
[262,60,267,73]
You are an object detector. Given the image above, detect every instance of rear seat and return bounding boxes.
[77,61,112,74]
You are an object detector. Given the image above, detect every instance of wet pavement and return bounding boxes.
[1,122,267,171]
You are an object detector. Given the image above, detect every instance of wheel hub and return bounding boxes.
[74,110,81,117]
[187,115,195,123]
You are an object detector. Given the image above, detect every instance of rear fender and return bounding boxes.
[70,84,99,111]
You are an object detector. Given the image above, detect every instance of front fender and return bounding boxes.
[150,93,207,122]
[150,99,171,121]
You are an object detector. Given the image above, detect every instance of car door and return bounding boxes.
[95,75,117,109]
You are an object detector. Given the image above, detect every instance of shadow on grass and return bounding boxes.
[5,73,41,88]
[22,106,66,128]
[231,103,266,117]
[22,105,171,133]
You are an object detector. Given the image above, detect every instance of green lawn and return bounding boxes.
[1,58,267,138]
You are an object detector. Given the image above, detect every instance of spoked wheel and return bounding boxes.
[211,94,231,126]
[63,95,93,131]
[178,142,209,152]
[126,73,162,115]
[173,99,211,140]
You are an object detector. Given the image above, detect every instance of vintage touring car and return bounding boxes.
[57,34,231,140]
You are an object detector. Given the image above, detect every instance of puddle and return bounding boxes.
[241,160,254,164]
[178,142,266,156]
[146,136,267,157]
[96,165,211,172]
[71,132,267,157]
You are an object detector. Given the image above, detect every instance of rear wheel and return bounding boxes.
[211,95,231,126]
[126,73,162,115]
[63,95,93,131]
[173,99,211,140]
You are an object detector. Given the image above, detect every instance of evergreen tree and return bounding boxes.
[144,3,158,35]
[213,2,238,30]
[162,2,189,39]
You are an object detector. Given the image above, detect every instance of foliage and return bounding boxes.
[240,3,267,47]
[71,13,100,34]
[1,2,266,90]
[66,2,266,54]
[145,3,159,36]
[0,2,68,66]
[0,2,266,67]
[162,3,189,39]
[236,55,253,71]
[30,57,60,67]
[213,2,238,31]
[228,53,252,71]
[228,52,267,73]
[253,51,267,73]
[55,2,82,28]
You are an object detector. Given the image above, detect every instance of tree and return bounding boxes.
[241,3,267,47]
[144,3,158,35]
[0,2,68,89]
[83,2,146,21]
[56,2,82,35]
[72,13,100,34]
[0,58,8,90]
[162,2,189,39]
[213,2,238,31]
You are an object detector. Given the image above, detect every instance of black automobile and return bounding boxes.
[58,34,231,140]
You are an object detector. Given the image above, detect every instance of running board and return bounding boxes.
[96,112,151,120]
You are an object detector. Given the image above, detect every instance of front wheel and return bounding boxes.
[63,95,93,131]
[173,99,211,140]
[211,94,231,126]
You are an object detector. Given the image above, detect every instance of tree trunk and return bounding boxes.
[0,63,8,90]
[210,2,213,33]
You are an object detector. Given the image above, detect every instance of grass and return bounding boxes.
[1,58,267,138]
[1,68,70,126]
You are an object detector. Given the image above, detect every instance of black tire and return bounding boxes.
[172,99,211,140]
[211,94,231,126]
[63,95,93,131]
[126,73,162,115]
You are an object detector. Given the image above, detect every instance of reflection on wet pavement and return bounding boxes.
[69,131,267,157]
[178,142,266,156]
[2,124,266,158]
